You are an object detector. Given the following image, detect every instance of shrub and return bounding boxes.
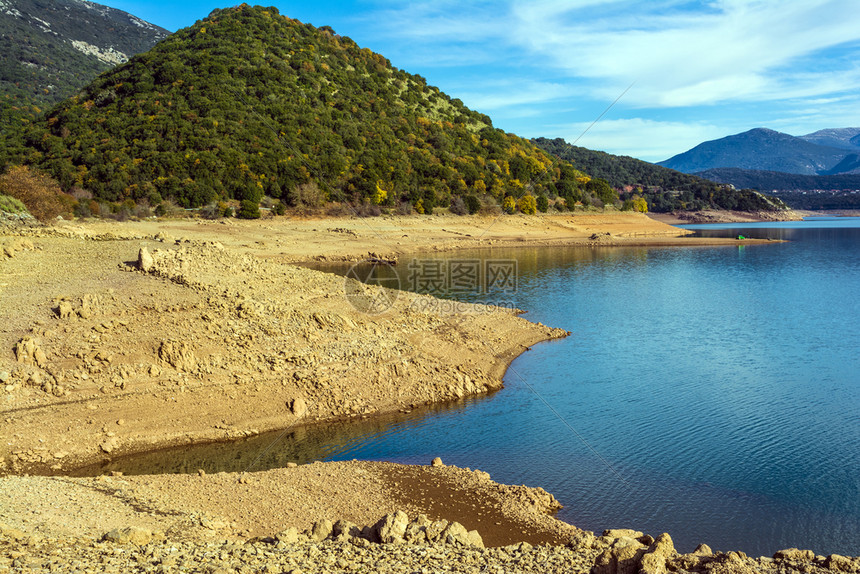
[354,201,381,217]
[464,194,481,214]
[288,181,325,209]
[479,197,502,216]
[0,194,28,214]
[396,201,413,215]
[134,203,153,219]
[0,165,75,222]
[324,202,352,217]
[155,200,185,218]
[273,201,286,216]
[536,195,549,213]
[200,202,222,219]
[502,196,516,214]
[237,199,261,219]
[449,196,468,215]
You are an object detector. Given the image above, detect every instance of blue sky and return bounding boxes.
[100,1,860,162]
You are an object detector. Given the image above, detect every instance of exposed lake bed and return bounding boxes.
[1,214,857,571]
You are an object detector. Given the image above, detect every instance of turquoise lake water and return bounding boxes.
[96,218,860,556]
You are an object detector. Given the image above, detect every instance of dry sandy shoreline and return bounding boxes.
[3,212,853,572]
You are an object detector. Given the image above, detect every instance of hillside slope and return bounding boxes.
[16,5,589,211]
[658,128,848,175]
[0,0,169,106]
[534,137,788,213]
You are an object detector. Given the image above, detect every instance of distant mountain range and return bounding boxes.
[0,0,169,107]
[659,127,860,176]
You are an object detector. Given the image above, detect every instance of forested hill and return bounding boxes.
[533,137,788,212]
[10,5,591,212]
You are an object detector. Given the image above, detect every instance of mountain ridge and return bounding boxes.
[658,128,852,175]
[799,127,860,151]
[0,0,169,106]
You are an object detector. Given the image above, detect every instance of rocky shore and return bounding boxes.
[3,460,856,573]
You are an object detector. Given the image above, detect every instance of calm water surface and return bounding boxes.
[99,218,860,556]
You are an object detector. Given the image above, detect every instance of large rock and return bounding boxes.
[57,300,76,320]
[440,521,471,546]
[373,511,409,544]
[403,514,432,544]
[639,532,675,574]
[467,529,484,548]
[14,337,37,364]
[102,527,156,545]
[309,519,333,542]
[330,519,360,542]
[774,548,815,562]
[592,535,648,574]
[0,522,26,540]
[425,519,449,543]
[99,437,119,453]
[138,246,154,272]
[290,397,308,417]
[275,526,299,544]
[824,554,859,572]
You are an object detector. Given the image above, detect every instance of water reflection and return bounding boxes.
[70,395,487,477]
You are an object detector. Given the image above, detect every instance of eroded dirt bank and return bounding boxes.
[1,236,565,474]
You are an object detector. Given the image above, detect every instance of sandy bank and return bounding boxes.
[1,461,856,573]
[649,209,804,224]
[8,211,774,264]
[1,236,566,474]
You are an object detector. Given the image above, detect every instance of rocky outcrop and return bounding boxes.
[294,512,485,549]
[102,526,160,545]
[13,337,47,367]
[158,340,197,372]
[0,238,35,258]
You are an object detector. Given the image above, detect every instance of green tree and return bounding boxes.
[464,194,481,214]
[237,199,261,219]
[586,178,618,206]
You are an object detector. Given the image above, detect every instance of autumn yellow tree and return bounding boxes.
[632,195,648,213]
[518,195,537,215]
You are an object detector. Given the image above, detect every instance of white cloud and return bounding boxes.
[509,0,860,108]
[369,0,860,110]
